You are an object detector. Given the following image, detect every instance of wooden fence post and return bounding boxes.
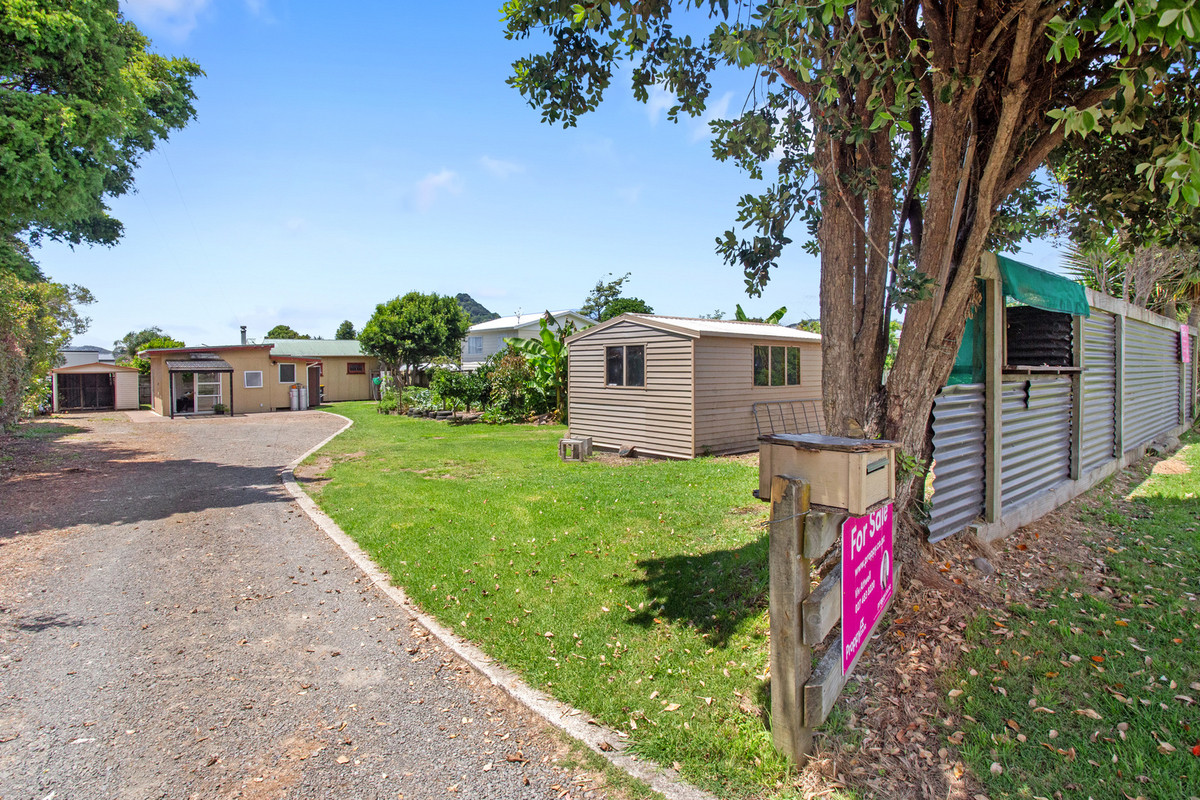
[769,474,812,764]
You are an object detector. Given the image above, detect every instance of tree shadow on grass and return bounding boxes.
[626,534,770,648]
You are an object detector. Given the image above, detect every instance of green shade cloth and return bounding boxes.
[947,281,986,385]
[997,255,1090,317]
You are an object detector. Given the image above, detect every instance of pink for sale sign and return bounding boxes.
[841,503,895,675]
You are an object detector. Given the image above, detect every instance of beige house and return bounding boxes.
[566,314,822,458]
[50,362,140,412]
[263,339,380,402]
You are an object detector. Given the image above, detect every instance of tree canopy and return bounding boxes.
[580,272,644,320]
[335,320,357,340]
[359,293,471,389]
[505,0,1200,534]
[265,325,310,340]
[114,327,178,359]
[0,0,202,275]
[598,296,653,321]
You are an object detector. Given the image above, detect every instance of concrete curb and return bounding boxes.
[283,410,719,800]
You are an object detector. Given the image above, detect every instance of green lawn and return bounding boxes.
[947,434,1200,800]
[306,402,805,798]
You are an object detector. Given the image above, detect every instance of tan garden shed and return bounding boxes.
[566,314,823,458]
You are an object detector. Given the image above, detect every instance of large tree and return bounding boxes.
[359,292,471,394]
[335,320,357,340]
[1,0,202,273]
[505,1,1200,539]
[265,325,310,340]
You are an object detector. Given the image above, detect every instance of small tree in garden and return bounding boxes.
[507,312,578,421]
[480,345,539,422]
[360,292,471,401]
[430,368,488,413]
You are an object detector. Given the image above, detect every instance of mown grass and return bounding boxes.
[947,434,1200,800]
[306,402,828,799]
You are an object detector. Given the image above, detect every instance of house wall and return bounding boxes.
[462,331,514,365]
[567,321,695,459]
[148,350,315,415]
[316,355,379,401]
[693,337,822,455]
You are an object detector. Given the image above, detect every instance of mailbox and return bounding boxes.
[758,433,897,515]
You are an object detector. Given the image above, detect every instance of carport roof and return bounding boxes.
[165,358,234,372]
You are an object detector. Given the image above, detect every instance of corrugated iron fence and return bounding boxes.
[928,296,1195,542]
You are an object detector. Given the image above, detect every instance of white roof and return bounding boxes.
[469,310,590,333]
[569,313,821,342]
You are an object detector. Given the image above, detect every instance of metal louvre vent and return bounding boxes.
[1124,319,1180,448]
[1000,377,1072,513]
[1081,311,1117,471]
[927,385,986,543]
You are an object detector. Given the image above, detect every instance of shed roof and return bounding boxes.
[567,313,822,343]
[51,362,140,374]
[263,339,368,357]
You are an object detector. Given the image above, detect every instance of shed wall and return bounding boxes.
[567,321,695,458]
[317,355,378,401]
[115,372,139,410]
[692,337,821,455]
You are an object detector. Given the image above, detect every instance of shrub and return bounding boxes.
[377,389,399,414]
[401,386,435,412]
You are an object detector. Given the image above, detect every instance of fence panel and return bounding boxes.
[1081,311,1117,471]
[927,385,986,542]
[1124,319,1180,448]
[1001,376,1072,513]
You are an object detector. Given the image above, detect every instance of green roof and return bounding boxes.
[263,339,367,357]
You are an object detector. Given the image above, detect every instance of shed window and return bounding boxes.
[605,345,645,387]
[279,363,296,383]
[754,345,803,386]
[467,336,482,355]
[244,370,263,389]
[347,362,365,375]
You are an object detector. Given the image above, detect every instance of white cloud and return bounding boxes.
[479,156,524,179]
[690,91,733,142]
[414,169,462,212]
[121,0,210,40]
[645,84,675,125]
[244,0,268,16]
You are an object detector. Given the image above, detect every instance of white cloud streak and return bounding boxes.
[414,169,462,212]
[121,0,210,40]
[479,156,524,179]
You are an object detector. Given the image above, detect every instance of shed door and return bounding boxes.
[58,373,115,410]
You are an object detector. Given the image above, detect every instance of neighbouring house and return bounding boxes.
[263,339,381,402]
[58,345,115,367]
[50,362,139,412]
[566,314,823,459]
[143,337,382,418]
[461,310,594,368]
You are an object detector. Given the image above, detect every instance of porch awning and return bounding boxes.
[997,255,1090,317]
[165,359,234,372]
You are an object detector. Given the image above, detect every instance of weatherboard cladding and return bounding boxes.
[1123,319,1180,448]
[927,384,986,543]
[1000,376,1072,513]
[1080,311,1118,471]
[567,320,695,459]
[692,336,821,455]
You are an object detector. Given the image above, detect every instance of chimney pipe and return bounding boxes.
[240,325,247,345]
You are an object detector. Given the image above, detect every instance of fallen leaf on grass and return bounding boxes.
[948,689,964,698]
[1033,706,1055,714]
[1157,741,1176,754]
[1006,719,1021,732]
[1074,708,1102,720]
[663,703,681,712]
[1174,695,1195,705]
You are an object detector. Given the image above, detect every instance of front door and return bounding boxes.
[194,371,222,412]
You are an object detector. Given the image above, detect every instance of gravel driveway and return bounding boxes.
[0,411,617,800]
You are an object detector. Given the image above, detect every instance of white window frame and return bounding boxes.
[244,370,264,389]
[278,363,296,383]
[467,336,483,355]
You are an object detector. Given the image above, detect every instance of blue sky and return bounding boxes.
[45,1,1063,349]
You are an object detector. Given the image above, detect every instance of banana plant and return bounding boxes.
[506,312,579,421]
[735,304,787,324]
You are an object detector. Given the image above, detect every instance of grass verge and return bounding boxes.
[304,402,820,799]
[947,434,1200,799]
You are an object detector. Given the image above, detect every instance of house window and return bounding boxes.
[605,345,645,387]
[754,345,803,386]
[279,363,296,383]
[467,336,482,355]
[347,362,365,375]
[244,370,264,389]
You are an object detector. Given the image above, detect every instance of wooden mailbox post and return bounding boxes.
[759,433,899,765]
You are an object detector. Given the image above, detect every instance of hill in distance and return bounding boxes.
[456,293,501,324]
